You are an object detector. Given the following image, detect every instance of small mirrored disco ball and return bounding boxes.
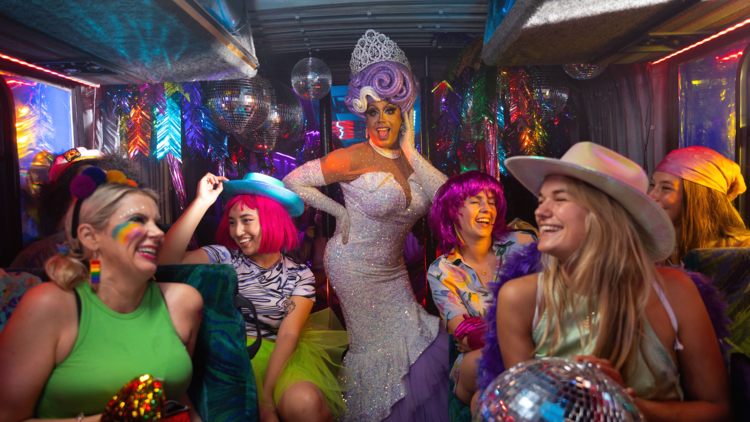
[562,64,608,80]
[528,66,570,123]
[291,57,332,101]
[474,358,643,422]
[206,78,270,135]
[240,79,304,153]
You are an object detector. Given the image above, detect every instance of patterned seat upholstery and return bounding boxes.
[0,269,44,334]
[683,248,750,420]
[154,264,259,422]
[684,248,750,357]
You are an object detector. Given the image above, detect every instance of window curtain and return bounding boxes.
[574,62,669,175]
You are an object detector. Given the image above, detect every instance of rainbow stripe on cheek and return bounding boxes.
[112,221,143,245]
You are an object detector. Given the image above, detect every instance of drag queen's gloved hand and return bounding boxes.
[283,160,351,244]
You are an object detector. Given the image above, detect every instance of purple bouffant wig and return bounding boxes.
[428,171,511,252]
[344,61,420,120]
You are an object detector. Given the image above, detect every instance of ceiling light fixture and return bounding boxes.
[0,53,100,87]
[651,17,750,64]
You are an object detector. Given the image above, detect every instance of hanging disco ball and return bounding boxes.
[205,77,270,136]
[529,66,569,123]
[291,57,332,101]
[563,63,608,80]
[240,79,305,153]
[475,358,643,422]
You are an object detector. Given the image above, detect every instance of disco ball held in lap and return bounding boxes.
[206,78,270,135]
[474,357,642,422]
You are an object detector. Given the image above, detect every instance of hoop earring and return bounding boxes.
[90,253,100,284]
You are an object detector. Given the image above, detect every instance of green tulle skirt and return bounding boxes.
[249,309,348,419]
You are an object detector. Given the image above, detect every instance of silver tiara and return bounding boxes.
[350,29,411,75]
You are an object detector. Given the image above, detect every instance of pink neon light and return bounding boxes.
[5,79,35,86]
[0,53,100,88]
[651,17,750,65]
[717,51,744,62]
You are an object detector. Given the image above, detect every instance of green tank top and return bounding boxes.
[531,275,684,401]
[35,281,193,418]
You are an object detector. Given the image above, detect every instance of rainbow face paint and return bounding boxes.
[112,221,143,245]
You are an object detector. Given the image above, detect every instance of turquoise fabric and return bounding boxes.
[684,247,750,357]
[155,264,259,422]
[447,335,472,422]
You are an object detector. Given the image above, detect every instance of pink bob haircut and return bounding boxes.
[428,170,510,252]
[216,194,299,254]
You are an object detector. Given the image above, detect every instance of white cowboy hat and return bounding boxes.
[506,142,675,262]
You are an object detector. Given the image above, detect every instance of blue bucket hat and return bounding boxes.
[220,173,305,217]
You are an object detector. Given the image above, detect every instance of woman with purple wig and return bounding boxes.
[284,30,450,421]
[427,171,536,413]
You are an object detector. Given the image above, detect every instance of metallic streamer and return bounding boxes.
[155,83,186,162]
[484,117,500,179]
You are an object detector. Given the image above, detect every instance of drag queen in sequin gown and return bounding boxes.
[283,30,450,422]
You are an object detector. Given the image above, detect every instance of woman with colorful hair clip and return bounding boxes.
[158,172,347,422]
[283,30,450,422]
[0,167,203,421]
[648,146,750,264]
[426,171,536,412]
[489,143,731,421]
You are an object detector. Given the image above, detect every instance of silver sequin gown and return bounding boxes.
[284,153,449,422]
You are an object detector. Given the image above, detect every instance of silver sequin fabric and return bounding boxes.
[283,155,448,421]
[326,171,440,422]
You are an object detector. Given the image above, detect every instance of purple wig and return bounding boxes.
[428,171,511,253]
[344,61,419,120]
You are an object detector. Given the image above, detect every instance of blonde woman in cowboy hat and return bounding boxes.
[494,143,731,421]
[648,146,750,265]
[159,173,347,422]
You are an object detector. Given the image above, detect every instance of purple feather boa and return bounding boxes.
[476,242,731,392]
[477,242,542,391]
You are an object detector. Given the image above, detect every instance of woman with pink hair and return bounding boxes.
[159,172,346,422]
[284,30,450,421]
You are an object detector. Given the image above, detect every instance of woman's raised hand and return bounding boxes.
[196,173,229,205]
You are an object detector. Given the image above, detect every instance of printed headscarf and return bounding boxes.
[655,146,746,200]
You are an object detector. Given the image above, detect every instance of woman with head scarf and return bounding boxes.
[492,143,731,421]
[649,146,750,264]
[283,30,450,422]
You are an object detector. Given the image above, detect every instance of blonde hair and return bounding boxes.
[45,184,158,290]
[536,177,658,380]
[675,179,750,262]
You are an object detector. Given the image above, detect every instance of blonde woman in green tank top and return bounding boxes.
[0,171,204,422]
[494,143,731,422]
